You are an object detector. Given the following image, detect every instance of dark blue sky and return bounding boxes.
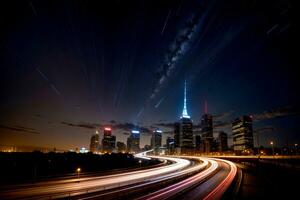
[0,0,299,150]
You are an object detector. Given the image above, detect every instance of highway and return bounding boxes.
[0,156,197,199]
[0,155,237,200]
[175,158,238,200]
[75,156,210,200]
[137,157,237,200]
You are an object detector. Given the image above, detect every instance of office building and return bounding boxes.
[166,136,175,154]
[201,113,213,153]
[232,115,254,152]
[195,134,202,153]
[218,131,228,152]
[127,130,140,153]
[90,130,99,153]
[116,142,127,153]
[102,127,116,153]
[151,129,162,149]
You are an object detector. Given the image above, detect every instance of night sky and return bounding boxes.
[0,0,299,150]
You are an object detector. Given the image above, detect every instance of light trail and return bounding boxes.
[137,156,219,200]
[137,156,237,200]
[203,158,237,200]
[78,156,209,200]
[1,155,237,200]
[0,156,192,199]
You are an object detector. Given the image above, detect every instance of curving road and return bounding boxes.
[0,155,237,200]
[76,156,210,200]
[137,157,237,200]
[0,156,195,199]
[174,158,237,200]
[77,156,237,200]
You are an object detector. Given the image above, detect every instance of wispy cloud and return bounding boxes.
[0,124,40,134]
[155,122,174,129]
[254,126,276,133]
[60,105,297,135]
[213,110,234,121]
[61,122,100,129]
[61,121,152,134]
[253,105,300,121]
[212,106,299,130]
[121,132,130,136]
[111,122,152,134]
[213,121,231,129]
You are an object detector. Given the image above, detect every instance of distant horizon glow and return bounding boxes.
[0,0,298,150]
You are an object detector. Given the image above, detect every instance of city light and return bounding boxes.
[181,80,190,119]
[76,167,81,183]
[79,147,88,153]
[132,130,140,134]
[1,1,298,199]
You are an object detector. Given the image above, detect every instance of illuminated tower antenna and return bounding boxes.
[181,80,190,118]
[204,100,208,114]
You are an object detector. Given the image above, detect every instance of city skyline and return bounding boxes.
[1,79,297,152]
[0,1,298,200]
[1,0,299,150]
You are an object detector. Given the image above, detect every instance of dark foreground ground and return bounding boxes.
[236,160,300,199]
[0,152,160,184]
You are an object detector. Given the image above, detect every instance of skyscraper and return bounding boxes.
[201,112,213,154]
[151,130,162,148]
[218,131,228,152]
[195,134,202,153]
[232,116,254,152]
[102,127,116,153]
[174,80,194,154]
[90,130,99,153]
[151,129,162,154]
[166,136,175,154]
[127,130,140,153]
[174,122,180,149]
[116,141,127,153]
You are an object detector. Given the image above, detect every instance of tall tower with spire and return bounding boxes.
[181,80,190,118]
[174,80,193,154]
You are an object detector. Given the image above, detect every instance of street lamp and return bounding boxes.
[139,160,142,168]
[76,167,81,183]
[270,141,274,158]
